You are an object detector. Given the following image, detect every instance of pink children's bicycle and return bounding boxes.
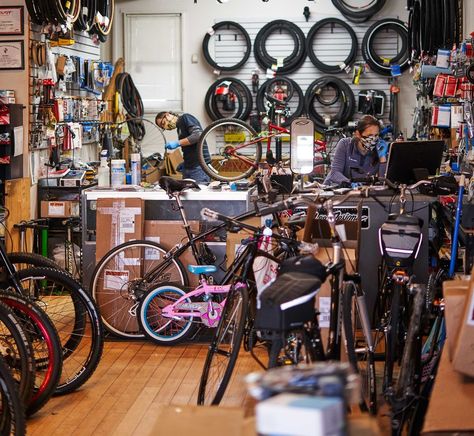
[137,264,245,345]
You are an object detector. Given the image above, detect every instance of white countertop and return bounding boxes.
[83,185,250,201]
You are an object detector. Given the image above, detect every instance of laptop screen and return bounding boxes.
[385,140,445,184]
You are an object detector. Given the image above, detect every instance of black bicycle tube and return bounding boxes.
[306,18,358,74]
[202,21,251,71]
[331,0,387,23]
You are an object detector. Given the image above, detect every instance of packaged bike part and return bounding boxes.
[245,361,360,405]
[255,271,321,331]
[357,90,386,116]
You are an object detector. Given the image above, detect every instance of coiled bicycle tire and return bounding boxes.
[306,18,358,74]
[254,20,306,74]
[116,72,146,141]
[204,77,253,121]
[331,0,387,23]
[304,76,355,130]
[361,19,410,76]
[202,21,251,71]
[256,78,304,127]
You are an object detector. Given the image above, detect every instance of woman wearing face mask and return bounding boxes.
[323,115,389,186]
[155,111,211,184]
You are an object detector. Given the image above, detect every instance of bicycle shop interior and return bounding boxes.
[0,0,473,434]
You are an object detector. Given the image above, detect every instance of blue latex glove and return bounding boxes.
[377,139,389,159]
[165,140,180,150]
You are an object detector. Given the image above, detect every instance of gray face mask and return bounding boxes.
[360,134,379,151]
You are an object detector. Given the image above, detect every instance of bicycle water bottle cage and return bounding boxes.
[159,176,201,196]
[379,214,423,271]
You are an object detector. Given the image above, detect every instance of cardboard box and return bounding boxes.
[152,405,244,436]
[422,350,474,434]
[40,200,79,218]
[452,277,474,377]
[144,220,200,286]
[256,393,344,436]
[443,279,469,359]
[95,198,144,262]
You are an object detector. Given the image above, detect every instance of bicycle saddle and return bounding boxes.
[159,176,201,195]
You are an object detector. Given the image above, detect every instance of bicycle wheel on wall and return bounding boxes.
[198,118,262,182]
[15,267,104,395]
[91,240,188,339]
[197,285,248,405]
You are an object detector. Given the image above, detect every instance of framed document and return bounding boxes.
[0,6,24,36]
[0,40,24,70]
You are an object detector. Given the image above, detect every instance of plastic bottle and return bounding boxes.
[97,157,110,188]
[130,153,141,185]
[111,159,126,187]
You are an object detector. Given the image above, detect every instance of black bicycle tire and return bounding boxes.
[0,356,26,436]
[256,78,304,127]
[0,301,35,408]
[254,20,306,75]
[342,282,377,415]
[138,283,196,345]
[197,118,262,182]
[392,285,425,434]
[205,81,244,120]
[205,77,253,121]
[91,240,189,339]
[202,21,251,71]
[25,0,44,24]
[331,0,387,22]
[197,285,249,405]
[304,77,355,130]
[384,282,401,393]
[306,18,358,74]
[16,267,104,395]
[0,291,62,416]
[8,252,62,270]
[361,19,410,76]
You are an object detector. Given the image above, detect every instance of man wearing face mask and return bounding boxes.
[155,111,211,184]
[323,115,389,186]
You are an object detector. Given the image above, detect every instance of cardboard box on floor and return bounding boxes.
[443,279,469,359]
[152,405,244,436]
[422,349,474,434]
[144,220,200,286]
[452,271,474,377]
[95,198,144,262]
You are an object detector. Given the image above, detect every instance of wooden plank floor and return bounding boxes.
[26,341,263,435]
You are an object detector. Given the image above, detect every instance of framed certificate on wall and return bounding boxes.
[0,40,24,70]
[0,6,24,36]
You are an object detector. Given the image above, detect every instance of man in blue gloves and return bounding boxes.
[324,115,389,186]
[155,111,211,183]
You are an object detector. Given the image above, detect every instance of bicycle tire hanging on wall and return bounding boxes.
[306,18,358,74]
[202,21,252,72]
[361,18,410,76]
[204,77,253,121]
[331,0,387,23]
[25,0,81,26]
[254,20,306,75]
[256,78,304,127]
[304,76,355,130]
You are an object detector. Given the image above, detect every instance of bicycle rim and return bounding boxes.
[16,267,104,395]
[198,118,262,182]
[0,301,35,408]
[91,241,188,338]
[0,291,62,416]
[197,285,248,405]
[138,285,195,345]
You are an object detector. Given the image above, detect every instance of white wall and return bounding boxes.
[111,0,414,140]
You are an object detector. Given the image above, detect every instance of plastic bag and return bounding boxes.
[252,235,279,296]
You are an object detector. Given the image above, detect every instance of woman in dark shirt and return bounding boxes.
[324,115,388,186]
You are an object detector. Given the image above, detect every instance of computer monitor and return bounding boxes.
[385,140,445,184]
